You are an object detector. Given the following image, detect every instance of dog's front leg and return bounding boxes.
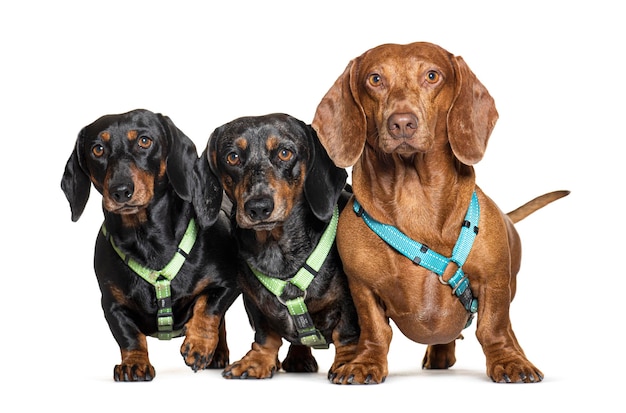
[475,280,543,383]
[222,329,283,379]
[103,290,156,381]
[181,294,229,371]
[328,281,390,384]
[114,335,155,381]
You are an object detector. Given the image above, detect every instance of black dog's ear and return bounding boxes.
[304,124,348,221]
[158,114,198,202]
[61,129,91,222]
[192,145,224,229]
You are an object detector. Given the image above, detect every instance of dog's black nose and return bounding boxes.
[245,197,274,221]
[110,183,134,203]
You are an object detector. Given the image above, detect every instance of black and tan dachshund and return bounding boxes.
[61,109,240,381]
[194,113,360,379]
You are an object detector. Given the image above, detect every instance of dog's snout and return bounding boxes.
[245,197,274,221]
[110,183,134,203]
[387,113,418,139]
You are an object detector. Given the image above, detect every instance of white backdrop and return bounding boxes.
[2,1,621,411]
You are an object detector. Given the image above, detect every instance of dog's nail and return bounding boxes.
[241,371,249,379]
[328,372,337,382]
[364,375,371,384]
[346,375,354,384]
[503,374,511,383]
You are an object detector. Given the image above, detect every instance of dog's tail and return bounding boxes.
[507,190,570,224]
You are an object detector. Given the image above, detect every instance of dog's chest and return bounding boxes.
[382,264,470,344]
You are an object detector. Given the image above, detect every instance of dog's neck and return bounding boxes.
[352,146,476,242]
[103,189,194,268]
[236,203,325,279]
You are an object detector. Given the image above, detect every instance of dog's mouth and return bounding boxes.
[103,198,149,215]
[237,195,290,231]
[381,134,433,155]
[103,182,154,215]
[235,212,283,231]
[246,221,280,231]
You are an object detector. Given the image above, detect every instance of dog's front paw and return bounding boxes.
[114,350,155,381]
[222,353,280,379]
[181,336,222,372]
[328,360,387,385]
[114,362,155,382]
[487,355,544,383]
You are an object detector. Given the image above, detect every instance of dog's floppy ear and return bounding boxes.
[61,129,91,222]
[191,134,224,229]
[158,114,198,202]
[304,124,348,222]
[447,56,499,165]
[312,59,367,168]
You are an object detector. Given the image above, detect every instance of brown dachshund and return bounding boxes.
[312,42,569,384]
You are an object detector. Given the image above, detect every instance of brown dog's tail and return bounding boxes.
[507,190,570,223]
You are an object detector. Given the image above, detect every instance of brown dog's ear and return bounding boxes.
[61,129,91,222]
[158,114,198,202]
[303,123,348,222]
[312,59,367,168]
[191,137,224,229]
[447,56,499,165]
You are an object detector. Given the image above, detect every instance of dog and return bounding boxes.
[61,109,240,381]
[193,113,360,379]
[312,42,570,384]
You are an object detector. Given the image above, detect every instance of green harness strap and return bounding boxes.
[101,219,198,340]
[248,205,339,349]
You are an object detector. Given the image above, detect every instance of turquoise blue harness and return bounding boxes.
[353,191,480,328]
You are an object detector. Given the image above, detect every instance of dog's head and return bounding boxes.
[61,109,206,225]
[194,113,347,231]
[312,41,498,167]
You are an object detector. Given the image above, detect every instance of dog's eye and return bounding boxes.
[138,136,152,149]
[226,152,240,166]
[92,144,104,157]
[278,148,293,162]
[425,71,440,83]
[368,73,382,86]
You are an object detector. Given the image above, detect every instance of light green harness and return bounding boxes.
[101,219,198,340]
[247,206,339,349]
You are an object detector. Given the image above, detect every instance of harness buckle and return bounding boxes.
[298,328,329,349]
[355,205,363,217]
[277,289,306,306]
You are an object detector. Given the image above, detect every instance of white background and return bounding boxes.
[1,1,621,411]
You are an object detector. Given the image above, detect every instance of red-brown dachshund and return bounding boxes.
[194,113,360,380]
[312,42,569,384]
[61,109,240,381]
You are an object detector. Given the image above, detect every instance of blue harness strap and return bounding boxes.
[353,191,480,327]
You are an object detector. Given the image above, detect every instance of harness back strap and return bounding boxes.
[101,219,198,340]
[249,205,339,349]
[353,192,480,327]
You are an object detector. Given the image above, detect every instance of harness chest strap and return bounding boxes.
[353,191,480,328]
[248,205,339,349]
[101,218,198,340]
